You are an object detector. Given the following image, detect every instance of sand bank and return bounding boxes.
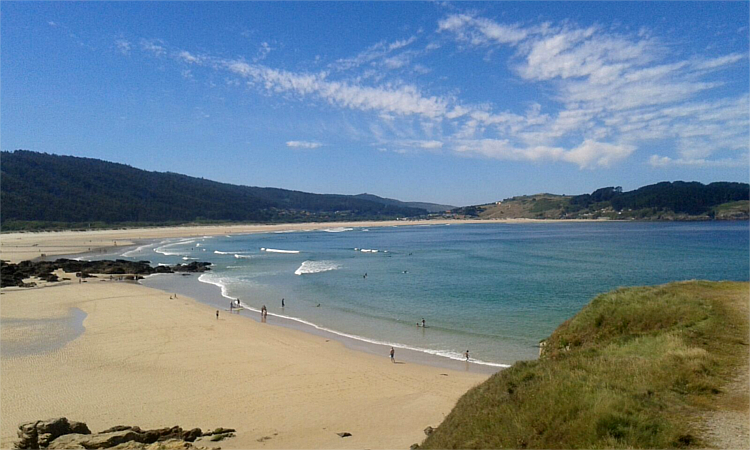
[0,277,487,449]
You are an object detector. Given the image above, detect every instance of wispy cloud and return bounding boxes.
[438,14,529,45]
[140,39,166,57]
[438,13,748,168]
[226,61,449,119]
[331,36,418,71]
[115,39,131,55]
[124,15,747,170]
[286,140,323,149]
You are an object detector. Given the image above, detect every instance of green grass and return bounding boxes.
[421,281,749,449]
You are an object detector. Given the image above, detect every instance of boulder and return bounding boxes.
[17,418,91,449]
[48,430,142,449]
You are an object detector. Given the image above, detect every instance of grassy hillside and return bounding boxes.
[1,150,428,229]
[421,281,749,449]
[458,182,749,221]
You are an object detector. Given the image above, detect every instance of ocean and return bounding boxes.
[129,222,749,368]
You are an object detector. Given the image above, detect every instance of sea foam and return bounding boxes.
[261,248,300,254]
[323,227,353,233]
[154,239,196,256]
[294,261,341,275]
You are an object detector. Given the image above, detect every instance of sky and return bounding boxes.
[2,2,748,206]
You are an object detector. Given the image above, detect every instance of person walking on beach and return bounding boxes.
[464,350,470,361]
[216,310,219,320]
[390,347,395,362]
[421,318,426,328]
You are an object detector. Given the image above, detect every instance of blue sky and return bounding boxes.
[2,2,748,206]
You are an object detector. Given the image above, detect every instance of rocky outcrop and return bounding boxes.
[1,259,211,288]
[16,419,229,450]
[16,418,91,449]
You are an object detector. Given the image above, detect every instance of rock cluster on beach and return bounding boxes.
[16,418,234,449]
[1,259,211,288]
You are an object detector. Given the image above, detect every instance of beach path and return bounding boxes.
[705,286,750,450]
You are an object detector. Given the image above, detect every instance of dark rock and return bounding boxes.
[16,418,92,449]
[18,419,221,449]
[182,429,202,442]
[99,426,141,434]
[410,444,420,449]
[202,428,235,436]
[2,259,213,288]
[336,432,352,438]
[423,426,434,436]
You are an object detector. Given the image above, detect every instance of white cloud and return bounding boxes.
[454,138,633,169]
[176,50,202,64]
[562,140,635,168]
[127,15,747,171]
[438,14,528,45]
[331,36,418,71]
[226,60,449,119]
[438,13,748,169]
[115,39,131,55]
[648,154,749,168]
[140,39,166,57]
[255,42,272,62]
[420,140,444,149]
[286,140,323,149]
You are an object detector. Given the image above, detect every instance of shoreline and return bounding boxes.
[3,221,529,375]
[141,272,504,375]
[0,218,602,264]
[1,275,488,449]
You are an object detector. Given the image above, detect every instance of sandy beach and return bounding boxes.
[0,273,488,449]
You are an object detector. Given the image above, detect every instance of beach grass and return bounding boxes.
[421,281,749,449]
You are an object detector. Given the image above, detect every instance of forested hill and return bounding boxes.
[352,193,454,213]
[460,182,749,221]
[1,150,430,229]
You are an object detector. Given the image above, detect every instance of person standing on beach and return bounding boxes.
[282,298,285,308]
[390,347,395,362]
[216,310,219,320]
[421,318,426,328]
[464,350,470,361]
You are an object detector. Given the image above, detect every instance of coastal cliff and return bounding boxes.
[420,281,749,449]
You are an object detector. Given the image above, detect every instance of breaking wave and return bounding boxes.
[323,227,353,233]
[294,261,341,275]
[154,239,196,256]
[261,248,300,254]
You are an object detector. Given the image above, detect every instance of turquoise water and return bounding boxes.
[126,222,749,367]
